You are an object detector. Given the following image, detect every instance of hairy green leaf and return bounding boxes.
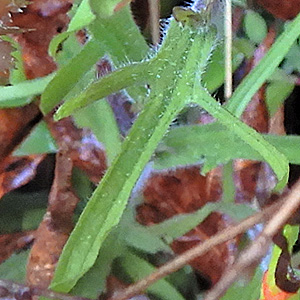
[193,89,289,190]
[50,19,217,293]
[155,123,300,169]
[41,5,148,114]
[55,62,150,119]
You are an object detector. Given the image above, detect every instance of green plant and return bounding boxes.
[2,0,300,299]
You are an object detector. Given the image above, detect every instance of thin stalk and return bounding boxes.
[149,0,160,45]
[223,0,235,203]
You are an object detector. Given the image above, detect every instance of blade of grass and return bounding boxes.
[54,61,151,119]
[0,73,55,107]
[40,39,103,114]
[225,12,300,117]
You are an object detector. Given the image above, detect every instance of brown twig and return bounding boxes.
[108,199,284,300]
[148,0,160,45]
[0,279,93,300]
[204,178,300,300]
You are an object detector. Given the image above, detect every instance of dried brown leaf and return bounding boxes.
[256,0,300,20]
[0,231,34,263]
[47,117,107,184]
[137,166,237,285]
[0,105,41,161]
[0,155,45,199]
[10,0,71,78]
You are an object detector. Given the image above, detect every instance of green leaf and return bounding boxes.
[120,250,185,300]
[282,43,300,73]
[222,161,235,203]
[49,31,74,59]
[70,231,123,298]
[0,250,29,283]
[89,0,125,18]
[22,208,46,231]
[49,0,95,59]
[40,39,103,114]
[74,100,121,165]
[193,89,289,191]
[42,5,149,115]
[155,123,300,169]
[88,6,149,62]
[148,202,254,241]
[1,36,26,84]
[123,224,171,254]
[54,61,150,119]
[221,266,263,300]
[68,0,95,31]
[225,11,300,117]
[203,40,247,92]
[244,10,267,44]
[13,121,57,156]
[266,80,294,116]
[0,73,55,108]
[115,207,171,254]
[0,191,48,233]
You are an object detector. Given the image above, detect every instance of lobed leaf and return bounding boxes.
[155,123,300,169]
[193,89,289,190]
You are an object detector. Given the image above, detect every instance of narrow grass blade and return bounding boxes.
[0,73,55,107]
[225,12,300,117]
[40,39,103,114]
[54,61,150,119]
